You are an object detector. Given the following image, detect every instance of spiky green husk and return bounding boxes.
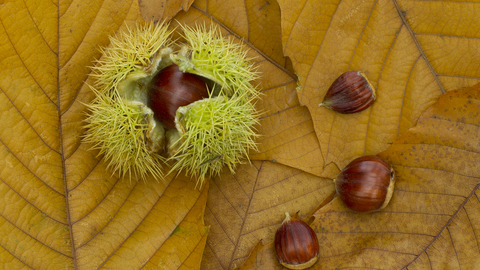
[84,22,261,184]
[173,24,259,99]
[91,22,173,96]
[84,90,164,180]
[170,95,259,187]
[84,22,172,181]
[167,24,261,186]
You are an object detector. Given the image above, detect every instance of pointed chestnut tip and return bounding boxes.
[319,71,376,114]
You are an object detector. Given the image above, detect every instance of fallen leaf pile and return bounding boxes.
[0,0,478,269]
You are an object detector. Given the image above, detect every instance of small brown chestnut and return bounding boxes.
[334,155,395,213]
[147,64,209,129]
[319,71,376,114]
[274,212,319,269]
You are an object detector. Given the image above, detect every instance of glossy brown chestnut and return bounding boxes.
[274,212,319,269]
[319,71,376,114]
[334,155,395,213]
[147,64,209,129]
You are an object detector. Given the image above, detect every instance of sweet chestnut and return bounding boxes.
[147,64,209,129]
[334,155,395,212]
[274,212,319,269]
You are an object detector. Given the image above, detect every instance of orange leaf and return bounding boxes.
[201,161,334,269]
[0,0,208,269]
[139,0,195,22]
[277,0,480,173]
[238,84,480,269]
[193,0,287,67]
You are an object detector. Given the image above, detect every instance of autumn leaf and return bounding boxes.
[191,0,288,69]
[2,0,480,269]
[0,0,212,269]
[277,0,480,172]
[1,0,313,268]
[235,83,480,269]
[368,85,480,269]
[139,0,195,22]
[201,161,334,269]
[196,0,480,269]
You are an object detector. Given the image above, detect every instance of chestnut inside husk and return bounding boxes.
[147,64,210,129]
[83,23,260,183]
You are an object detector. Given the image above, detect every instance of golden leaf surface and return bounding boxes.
[277,0,480,173]
[201,161,334,270]
[238,84,480,269]
[3,0,480,269]
[188,0,325,176]
[139,0,195,22]
[0,0,209,269]
[182,3,334,269]
[193,0,288,68]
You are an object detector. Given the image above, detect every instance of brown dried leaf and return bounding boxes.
[193,0,288,68]
[139,0,195,22]
[0,1,208,269]
[186,2,325,176]
[201,161,334,270]
[239,84,480,269]
[277,0,480,173]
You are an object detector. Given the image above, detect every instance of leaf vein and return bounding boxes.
[392,0,446,94]
[135,182,209,269]
[206,205,235,246]
[205,241,226,269]
[59,0,115,70]
[71,175,119,224]
[0,139,64,196]
[0,17,58,107]
[415,32,480,41]
[396,55,422,138]
[0,213,72,258]
[321,247,417,260]
[244,183,332,220]
[0,89,60,154]
[464,205,480,253]
[228,161,263,269]
[260,80,296,94]
[0,244,34,269]
[446,226,462,269]
[0,176,67,225]
[75,177,137,249]
[22,0,56,54]
[210,178,245,228]
[299,0,341,104]
[232,173,250,199]
[68,159,101,191]
[402,182,480,268]
[258,104,300,120]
